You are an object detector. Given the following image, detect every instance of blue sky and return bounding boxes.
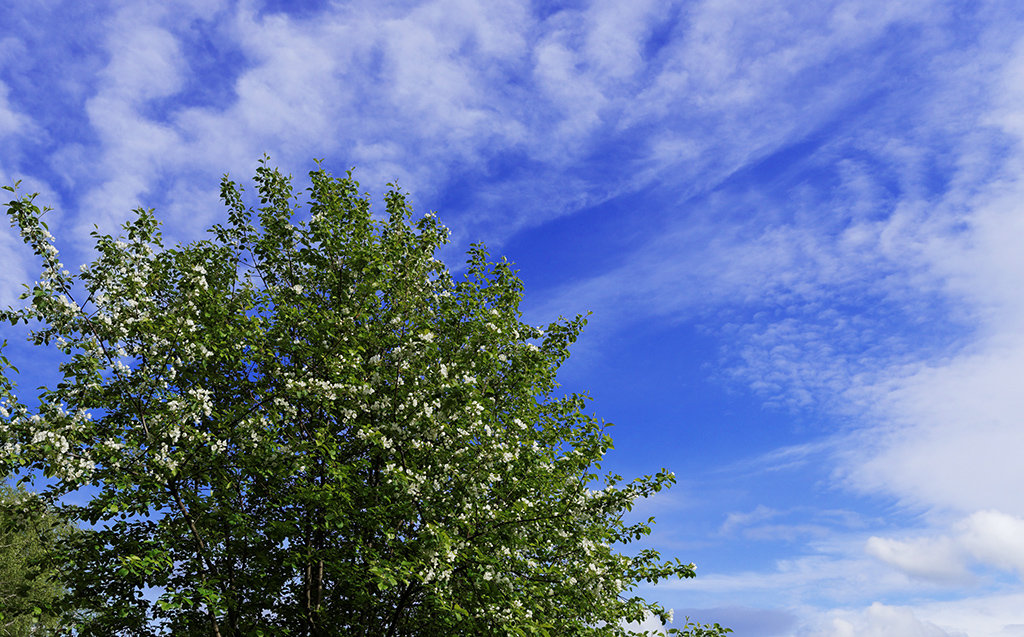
[3,0,1024,634]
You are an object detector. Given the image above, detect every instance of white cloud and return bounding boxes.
[96,18,185,103]
[865,510,1024,584]
[0,227,33,308]
[847,335,1024,514]
[38,0,965,263]
[64,0,542,239]
[0,77,53,308]
[582,0,660,81]
[864,535,969,583]
[714,503,866,542]
[230,14,341,146]
[532,34,606,148]
[69,3,191,237]
[656,548,908,610]
[839,112,1024,515]
[779,21,1024,521]
[621,611,671,635]
[720,504,780,534]
[805,594,1024,637]
[818,602,963,637]
[533,10,1024,526]
[916,594,1024,637]
[958,510,1024,576]
[0,81,30,138]
[649,538,1023,635]
[64,0,961,257]
[628,0,939,140]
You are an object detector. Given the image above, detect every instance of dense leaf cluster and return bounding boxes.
[0,480,78,636]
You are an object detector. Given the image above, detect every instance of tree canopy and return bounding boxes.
[0,159,725,636]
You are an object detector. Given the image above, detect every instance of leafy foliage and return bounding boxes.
[0,479,77,636]
[674,618,734,637]
[0,160,725,636]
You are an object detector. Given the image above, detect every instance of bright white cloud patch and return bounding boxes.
[822,602,963,637]
[958,510,1024,576]
[806,593,1024,637]
[867,509,1024,585]
[864,535,969,583]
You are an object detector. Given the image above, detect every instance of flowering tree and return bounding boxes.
[0,160,723,636]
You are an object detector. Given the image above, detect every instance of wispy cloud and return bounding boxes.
[720,504,781,534]
[0,77,49,308]
[0,81,30,139]
[821,602,966,637]
[524,1,1024,536]
[867,510,1024,583]
[865,535,970,583]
